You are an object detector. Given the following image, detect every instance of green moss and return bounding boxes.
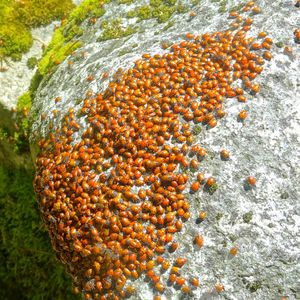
[127,0,187,23]
[118,0,135,4]
[150,0,164,7]
[153,4,175,23]
[218,5,226,13]
[193,125,202,135]
[275,41,284,48]
[29,70,44,96]
[208,183,218,194]
[216,212,223,221]
[280,191,289,199]
[5,92,33,155]
[243,211,253,223]
[218,0,227,13]
[176,2,189,13]
[166,0,177,5]
[13,0,74,27]
[38,27,82,76]
[69,0,106,25]
[13,130,29,154]
[97,18,136,41]
[0,166,78,300]
[0,21,33,61]
[63,23,84,42]
[127,10,136,18]
[0,128,8,141]
[17,92,32,112]
[27,56,38,69]
[132,5,153,20]
[229,234,238,242]
[247,280,262,293]
[0,0,74,61]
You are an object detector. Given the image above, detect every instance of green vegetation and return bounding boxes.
[247,280,262,293]
[0,165,78,300]
[0,22,32,61]
[216,212,223,221]
[243,211,253,223]
[17,92,32,113]
[127,0,189,23]
[193,125,202,135]
[63,24,84,42]
[207,183,218,194]
[98,18,136,42]
[26,56,38,69]
[0,0,74,61]
[38,36,82,76]
[7,92,33,154]
[11,0,74,28]
[275,41,284,48]
[118,0,135,4]
[218,0,228,13]
[68,0,107,25]
[280,191,289,199]
[229,234,238,242]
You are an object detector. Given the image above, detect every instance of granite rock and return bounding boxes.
[30,1,300,299]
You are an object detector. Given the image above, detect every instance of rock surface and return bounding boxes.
[30,0,300,299]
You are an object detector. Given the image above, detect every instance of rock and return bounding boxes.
[29,0,300,299]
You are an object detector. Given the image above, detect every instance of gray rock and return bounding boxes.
[30,1,300,299]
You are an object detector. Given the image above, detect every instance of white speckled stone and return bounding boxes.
[30,1,300,299]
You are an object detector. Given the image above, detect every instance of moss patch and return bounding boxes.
[13,0,74,28]
[0,21,32,61]
[69,0,107,25]
[27,56,38,69]
[243,211,253,223]
[218,0,228,13]
[193,125,202,135]
[208,183,219,194]
[97,18,136,42]
[247,280,262,293]
[118,0,135,4]
[38,29,82,76]
[17,92,32,112]
[127,0,189,23]
[0,0,74,61]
